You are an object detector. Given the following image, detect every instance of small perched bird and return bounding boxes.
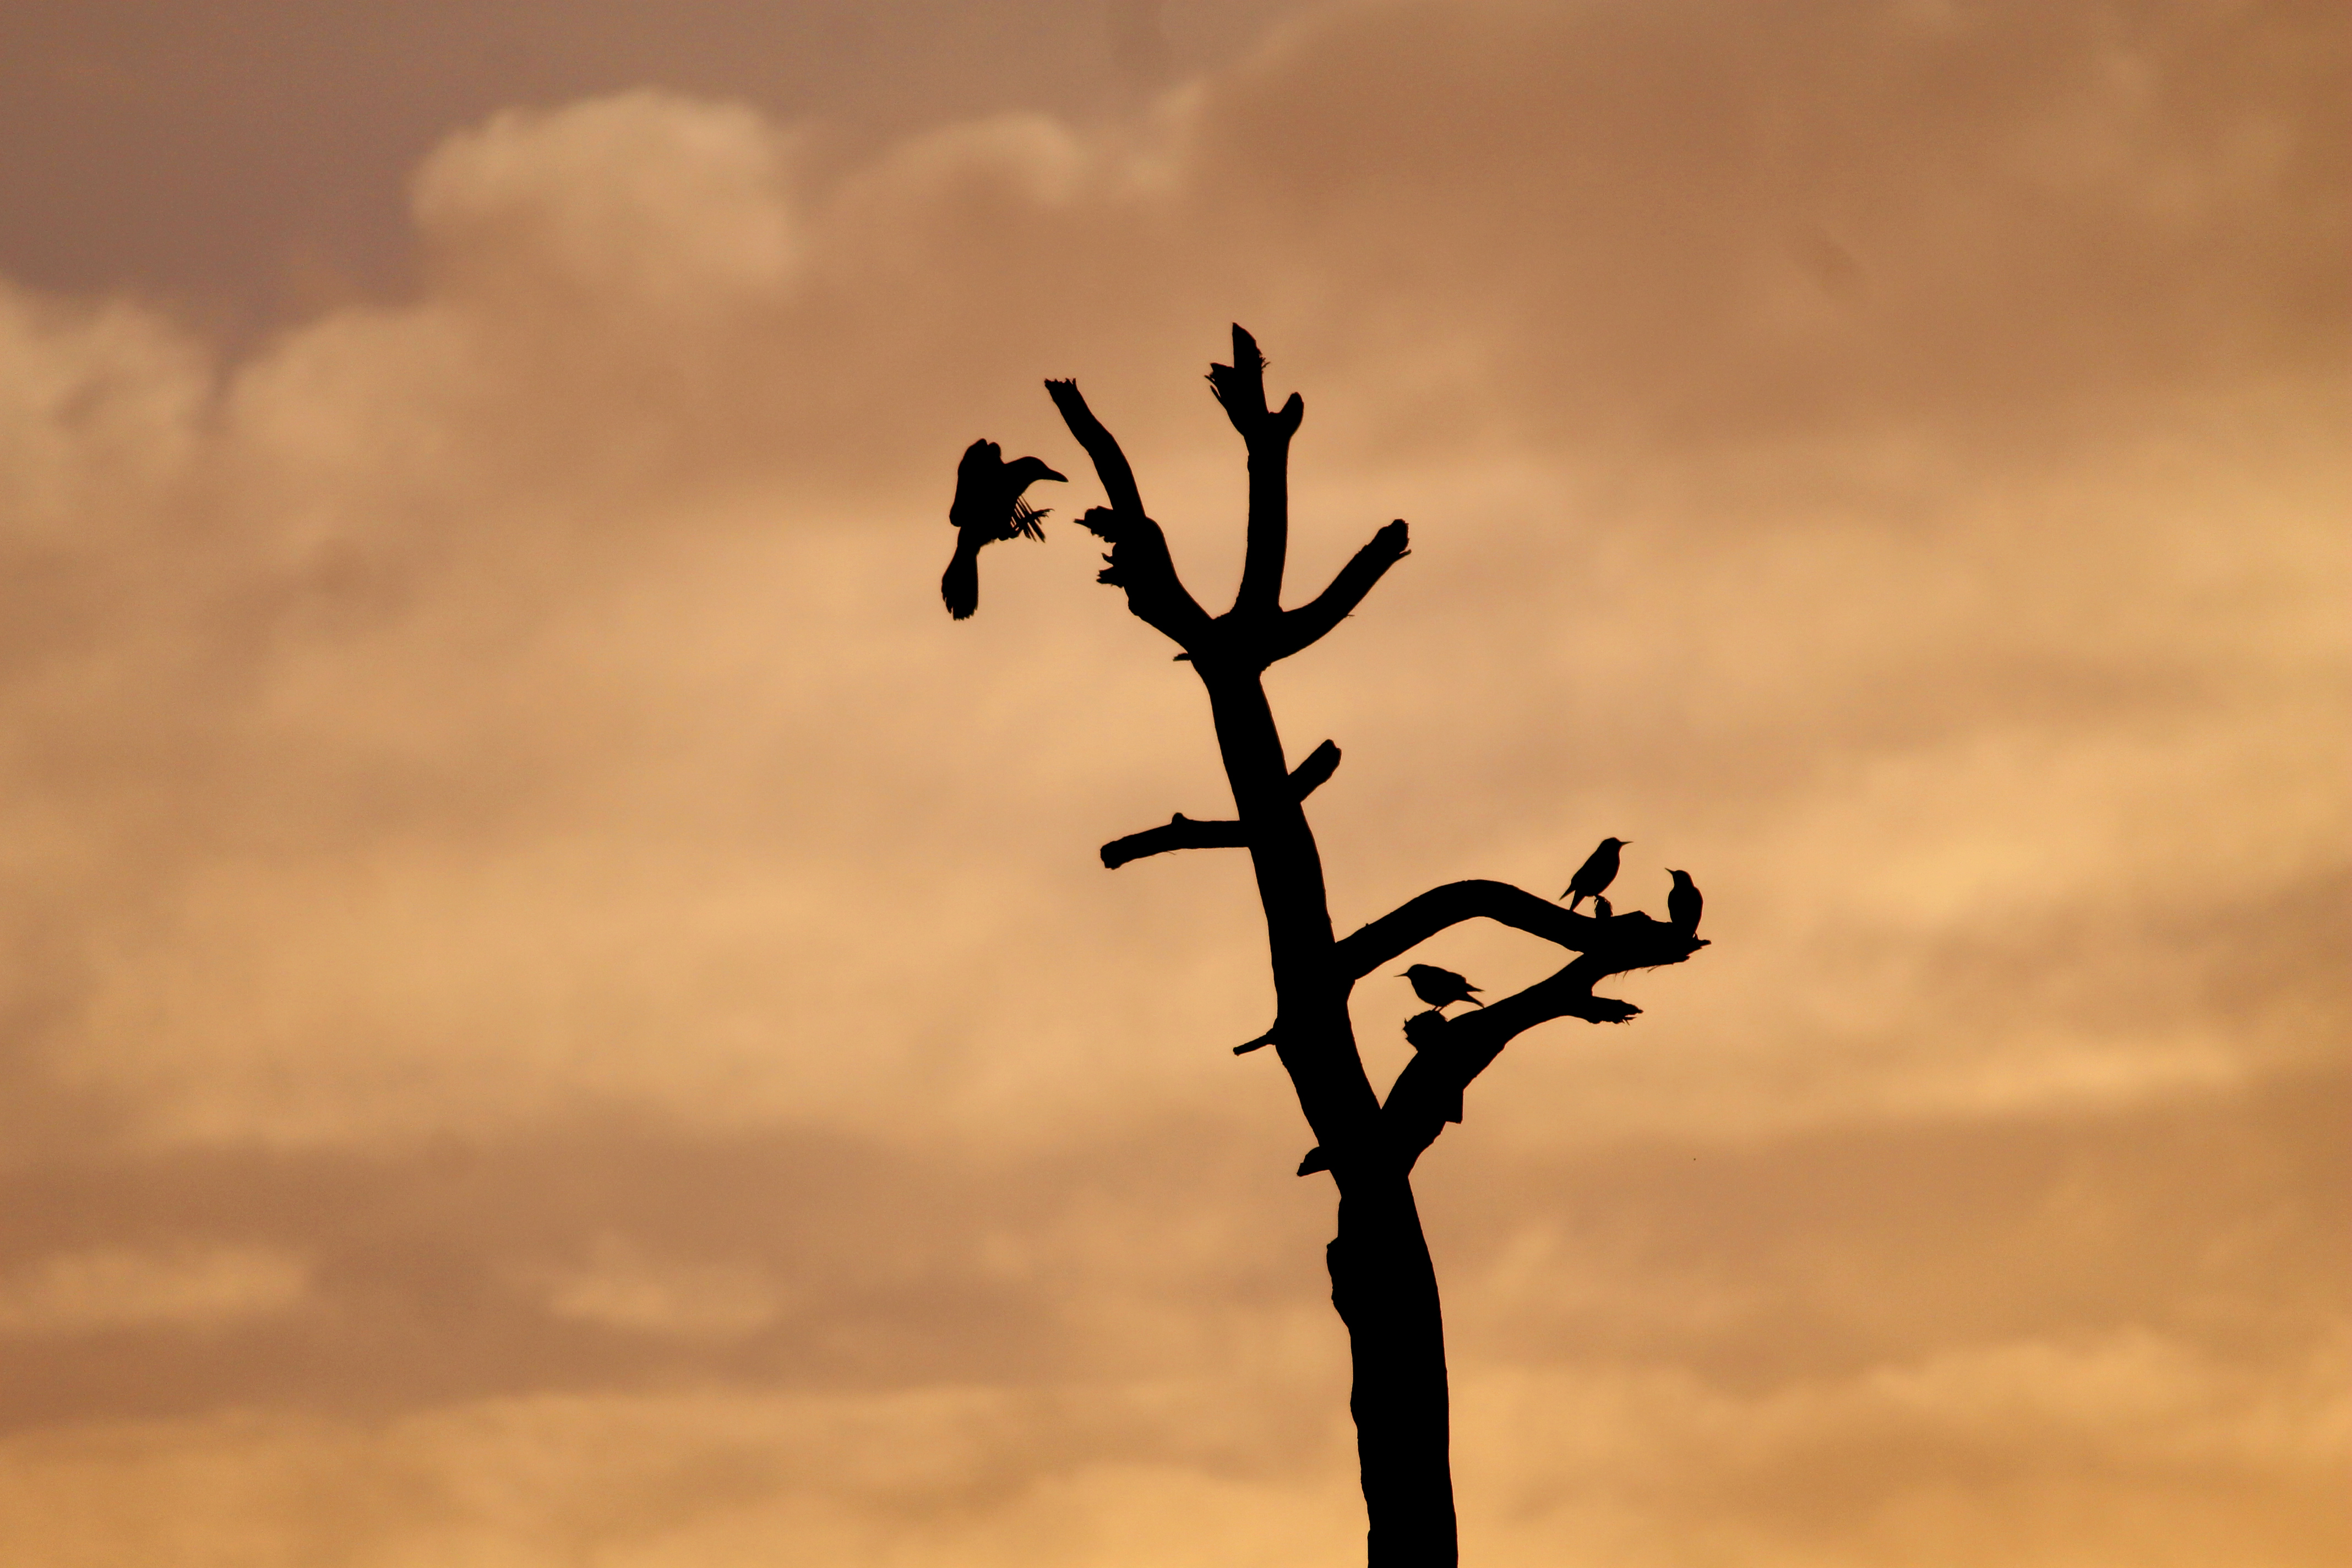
[1402,963,1483,1010]
[941,439,1065,619]
[1591,895,1612,921]
[1561,836,1627,912]
[1667,868,1703,935]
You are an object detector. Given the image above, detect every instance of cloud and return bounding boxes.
[412,92,801,318]
[11,1077,2329,1565]
[536,1233,786,1340]
[1453,1329,2350,1567]
[0,1,2342,1562]
[0,0,2333,1161]
[1206,0,2344,434]
[0,1244,308,1336]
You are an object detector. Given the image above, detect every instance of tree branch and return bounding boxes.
[1289,739,1341,799]
[1266,521,1411,663]
[1204,743,1336,1062]
[1335,879,1707,982]
[1376,952,1647,1170]
[1207,325,1304,623]
[1045,380,1215,650]
[1281,885,1703,1164]
[1293,955,1635,1174]
[1101,812,1249,869]
[1044,377,1144,517]
[1314,885,1701,1170]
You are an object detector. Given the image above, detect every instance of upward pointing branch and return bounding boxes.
[1046,379,1213,651]
[1045,378,1144,519]
[1267,520,1412,663]
[1207,325,1304,624]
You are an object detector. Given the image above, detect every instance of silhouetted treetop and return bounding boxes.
[937,324,1708,1568]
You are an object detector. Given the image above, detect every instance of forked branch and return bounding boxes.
[1299,884,1702,1173]
[1207,325,1305,621]
[1303,943,1670,1177]
[1377,951,1650,1170]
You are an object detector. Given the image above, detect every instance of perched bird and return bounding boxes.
[1591,894,1612,921]
[941,439,1065,619]
[1667,868,1703,935]
[1402,963,1483,1010]
[1560,837,1627,912]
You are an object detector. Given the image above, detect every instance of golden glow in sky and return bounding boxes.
[0,2,2342,1562]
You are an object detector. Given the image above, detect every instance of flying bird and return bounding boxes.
[1560,836,1627,912]
[941,439,1065,619]
[1402,963,1483,1010]
[1667,868,1703,935]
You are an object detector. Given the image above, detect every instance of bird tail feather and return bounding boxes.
[941,537,980,619]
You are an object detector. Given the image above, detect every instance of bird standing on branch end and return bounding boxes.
[942,440,1064,619]
[1402,963,1483,1010]
[1561,837,1627,912]
[1667,868,1703,935]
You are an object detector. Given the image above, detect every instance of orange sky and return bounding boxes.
[0,2,2343,1564]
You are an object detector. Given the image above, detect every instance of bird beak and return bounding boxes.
[1039,466,1067,483]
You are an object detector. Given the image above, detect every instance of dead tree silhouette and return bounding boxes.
[942,326,1707,1567]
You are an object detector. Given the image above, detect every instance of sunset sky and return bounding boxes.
[0,1,2343,1563]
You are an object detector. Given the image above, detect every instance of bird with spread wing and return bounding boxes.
[941,439,1065,620]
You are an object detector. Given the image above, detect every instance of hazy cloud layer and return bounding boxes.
[0,0,2343,1561]
[0,0,1317,330]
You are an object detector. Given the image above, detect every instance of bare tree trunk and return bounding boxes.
[957,327,1707,1567]
[1200,662,1457,1563]
[1332,1178,1457,1567]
